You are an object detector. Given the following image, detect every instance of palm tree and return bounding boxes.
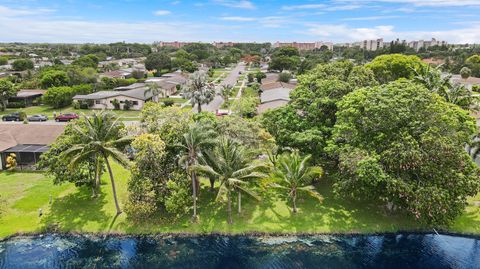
[414,65,476,110]
[144,82,164,102]
[413,64,451,94]
[177,123,217,221]
[271,151,323,213]
[63,112,132,215]
[194,138,264,224]
[183,70,215,113]
[219,84,233,103]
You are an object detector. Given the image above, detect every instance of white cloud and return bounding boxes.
[153,10,171,16]
[305,23,480,43]
[220,16,256,22]
[342,15,401,21]
[282,4,326,10]
[213,0,256,9]
[334,0,480,7]
[0,5,55,17]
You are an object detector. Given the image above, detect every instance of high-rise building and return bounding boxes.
[273,41,333,51]
[360,38,384,51]
[407,38,447,51]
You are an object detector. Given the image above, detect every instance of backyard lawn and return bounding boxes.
[2,164,480,239]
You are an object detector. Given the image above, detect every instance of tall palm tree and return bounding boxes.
[177,123,217,221]
[64,112,132,215]
[219,84,233,103]
[194,138,263,224]
[271,151,323,213]
[413,64,451,94]
[183,70,215,113]
[413,65,477,110]
[144,82,164,102]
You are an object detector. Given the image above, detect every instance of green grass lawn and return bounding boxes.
[2,164,480,239]
[0,105,140,120]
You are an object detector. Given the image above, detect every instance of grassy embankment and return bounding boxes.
[1,163,480,239]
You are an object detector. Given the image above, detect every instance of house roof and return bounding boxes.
[73,87,153,101]
[260,87,292,103]
[257,100,289,114]
[101,70,131,78]
[114,83,146,91]
[14,89,46,98]
[0,124,65,152]
[260,82,296,91]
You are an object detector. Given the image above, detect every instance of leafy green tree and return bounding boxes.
[72,54,99,69]
[42,86,75,108]
[220,84,233,103]
[12,59,34,71]
[255,71,266,83]
[0,57,7,65]
[465,55,480,77]
[329,80,480,225]
[182,70,215,113]
[125,133,167,220]
[194,138,263,223]
[269,46,301,72]
[177,123,217,220]
[64,112,132,215]
[40,70,70,89]
[0,79,16,111]
[460,66,472,80]
[366,54,425,84]
[262,62,378,161]
[271,151,323,213]
[66,66,98,85]
[145,52,172,74]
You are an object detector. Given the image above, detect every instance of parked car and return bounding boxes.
[2,112,25,121]
[27,114,48,122]
[55,113,79,122]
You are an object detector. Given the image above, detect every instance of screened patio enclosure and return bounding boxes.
[1,144,50,170]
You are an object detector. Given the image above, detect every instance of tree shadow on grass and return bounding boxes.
[40,186,111,232]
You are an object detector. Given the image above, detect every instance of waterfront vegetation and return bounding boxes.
[2,166,480,239]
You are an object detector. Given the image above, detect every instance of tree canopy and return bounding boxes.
[366,54,425,84]
[329,80,480,225]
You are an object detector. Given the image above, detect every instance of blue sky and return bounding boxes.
[1,0,480,43]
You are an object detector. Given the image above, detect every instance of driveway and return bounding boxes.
[193,62,246,113]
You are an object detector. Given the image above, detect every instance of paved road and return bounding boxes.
[194,62,246,113]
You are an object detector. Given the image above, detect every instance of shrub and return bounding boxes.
[278,72,292,83]
[123,100,132,110]
[6,102,26,108]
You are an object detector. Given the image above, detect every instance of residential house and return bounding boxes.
[73,86,152,110]
[100,70,132,79]
[0,124,65,170]
[257,82,295,114]
[8,89,46,107]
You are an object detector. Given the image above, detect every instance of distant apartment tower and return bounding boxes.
[213,42,237,48]
[360,38,384,51]
[156,41,194,48]
[273,41,333,51]
[408,38,447,51]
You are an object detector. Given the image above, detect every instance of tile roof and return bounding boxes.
[0,124,65,152]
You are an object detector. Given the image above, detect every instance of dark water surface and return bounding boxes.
[0,233,479,269]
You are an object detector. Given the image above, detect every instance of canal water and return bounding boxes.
[0,233,479,268]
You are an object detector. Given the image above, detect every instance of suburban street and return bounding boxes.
[195,62,246,113]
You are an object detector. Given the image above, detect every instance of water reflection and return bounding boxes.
[0,233,479,269]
